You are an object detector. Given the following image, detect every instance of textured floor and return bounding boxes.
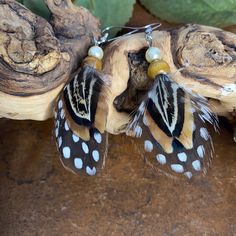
[0,118,235,236]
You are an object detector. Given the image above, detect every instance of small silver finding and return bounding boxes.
[95,23,161,45]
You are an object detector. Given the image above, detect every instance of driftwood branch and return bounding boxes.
[102,25,236,134]
[0,1,235,136]
[0,0,100,120]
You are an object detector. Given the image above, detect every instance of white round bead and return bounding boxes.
[88,46,104,60]
[145,47,161,63]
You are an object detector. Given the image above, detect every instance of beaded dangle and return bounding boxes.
[144,26,170,78]
[128,24,218,178]
[54,35,110,176]
[54,23,218,178]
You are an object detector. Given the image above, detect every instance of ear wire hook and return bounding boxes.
[145,24,154,47]
[95,23,161,45]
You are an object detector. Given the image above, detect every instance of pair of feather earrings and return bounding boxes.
[54,23,218,178]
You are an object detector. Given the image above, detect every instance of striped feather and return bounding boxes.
[54,65,110,175]
[127,73,218,178]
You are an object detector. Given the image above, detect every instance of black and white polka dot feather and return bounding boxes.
[54,66,109,176]
[127,74,218,178]
[54,103,107,175]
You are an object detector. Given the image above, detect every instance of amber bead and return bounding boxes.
[82,56,102,71]
[147,59,170,79]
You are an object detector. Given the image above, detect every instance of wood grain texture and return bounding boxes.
[0,0,100,120]
[0,1,235,133]
[103,25,236,134]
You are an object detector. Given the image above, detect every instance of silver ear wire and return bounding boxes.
[145,25,153,47]
[94,33,109,46]
[96,23,161,45]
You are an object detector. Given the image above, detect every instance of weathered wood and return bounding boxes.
[103,24,236,134]
[0,1,235,135]
[0,0,100,120]
[45,0,100,71]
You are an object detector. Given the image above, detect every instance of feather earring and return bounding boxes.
[127,24,219,178]
[54,36,110,176]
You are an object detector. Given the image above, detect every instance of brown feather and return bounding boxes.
[176,95,194,149]
[94,100,107,133]
[146,111,173,153]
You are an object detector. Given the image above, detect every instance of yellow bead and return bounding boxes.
[82,56,102,71]
[147,59,170,79]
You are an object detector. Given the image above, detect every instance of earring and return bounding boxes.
[127,24,219,178]
[54,34,110,176]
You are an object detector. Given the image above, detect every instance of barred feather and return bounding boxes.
[54,65,109,175]
[127,73,218,178]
